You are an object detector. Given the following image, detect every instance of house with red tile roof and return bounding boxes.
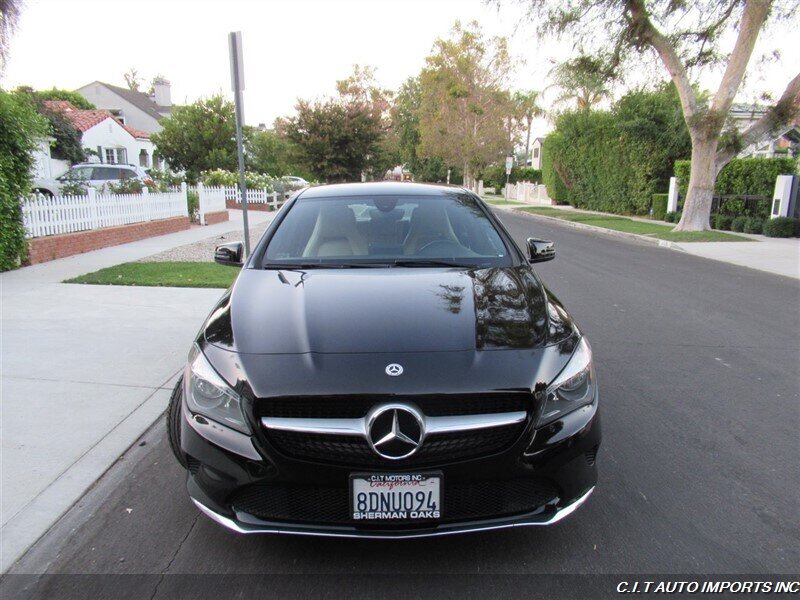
[76,79,172,135]
[39,101,157,177]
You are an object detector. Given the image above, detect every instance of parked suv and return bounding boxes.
[33,164,152,196]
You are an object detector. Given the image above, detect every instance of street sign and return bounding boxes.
[228,31,250,257]
[505,156,513,175]
[229,31,245,92]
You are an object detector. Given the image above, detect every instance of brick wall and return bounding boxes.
[226,199,272,212]
[26,216,190,265]
[203,210,230,225]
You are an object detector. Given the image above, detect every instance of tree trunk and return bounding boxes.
[524,119,532,166]
[463,161,472,188]
[674,136,718,231]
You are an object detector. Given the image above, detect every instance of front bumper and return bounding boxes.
[181,396,600,538]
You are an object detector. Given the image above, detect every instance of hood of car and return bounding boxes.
[203,266,553,355]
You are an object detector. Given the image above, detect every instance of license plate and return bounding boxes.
[350,473,441,521]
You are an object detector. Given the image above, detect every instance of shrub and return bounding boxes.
[201,169,277,191]
[664,211,680,223]
[762,217,796,238]
[675,156,797,198]
[148,168,184,191]
[58,177,88,196]
[105,179,144,194]
[480,164,542,190]
[713,214,734,230]
[743,217,763,234]
[541,133,569,203]
[187,190,199,222]
[0,89,49,271]
[731,216,748,232]
[651,193,668,220]
[545,84,690,214]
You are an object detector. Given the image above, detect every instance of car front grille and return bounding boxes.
[256,393,532,467]
[230,478,559,526]
[267,423,523,467]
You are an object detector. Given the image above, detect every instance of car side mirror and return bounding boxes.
[214,242,244,267]
[527,238,555,263]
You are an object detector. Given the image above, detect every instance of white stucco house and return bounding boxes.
[528,137,544,170]
[38,100,156,177]
[729,104,800,158]
[76,78,172,134]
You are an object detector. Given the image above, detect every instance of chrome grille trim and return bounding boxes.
[261,410,527,438]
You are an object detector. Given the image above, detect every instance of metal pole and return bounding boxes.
[229,31,250,257]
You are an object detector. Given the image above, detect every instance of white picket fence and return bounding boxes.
[194,184,292,224]
[504,181,552,204]
[22,184,189,239]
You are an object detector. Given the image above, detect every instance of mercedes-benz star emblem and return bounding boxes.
[385,363,403,376]
[366,404,424,460]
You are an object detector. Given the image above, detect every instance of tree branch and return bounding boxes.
[710,0,771,117]
[623,0,698,120]
[715,71,800,167]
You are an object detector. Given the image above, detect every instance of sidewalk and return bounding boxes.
[500,204,800,280]
[0,210,272,572]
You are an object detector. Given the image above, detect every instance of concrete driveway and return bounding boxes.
[0,211,271,572]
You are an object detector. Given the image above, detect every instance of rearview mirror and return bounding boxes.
[214,242,244,267]
[527,238,555,263]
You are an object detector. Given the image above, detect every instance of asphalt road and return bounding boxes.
[5,209,799,598]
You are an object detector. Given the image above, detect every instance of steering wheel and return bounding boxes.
[417,239,465,256]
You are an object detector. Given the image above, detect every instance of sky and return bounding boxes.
[2,0,797,140]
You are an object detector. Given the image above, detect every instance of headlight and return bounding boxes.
[537,337,595,427]
[186,345,250,433]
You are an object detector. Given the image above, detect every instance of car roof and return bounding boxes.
[298,181,467,199]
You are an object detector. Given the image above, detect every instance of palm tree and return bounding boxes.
[0,0,22,74]
[547,55,612,110]
[513,90,544,165]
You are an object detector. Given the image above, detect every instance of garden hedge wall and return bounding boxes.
[542,84,691,214]
[674,157,797,197]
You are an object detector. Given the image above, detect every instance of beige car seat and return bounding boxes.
[303,205,369,257]
[403,204,459,255]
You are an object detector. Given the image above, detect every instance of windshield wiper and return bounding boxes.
[263,262,384,270]
[391,259,474,268]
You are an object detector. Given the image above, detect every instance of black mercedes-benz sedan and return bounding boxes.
[166,181,600,538]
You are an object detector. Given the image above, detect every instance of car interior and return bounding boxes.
[266,197,508,261]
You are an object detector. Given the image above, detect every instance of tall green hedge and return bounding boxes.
[542,133,569,203]
[544,84,691,214]
[0,90,49,271]
[675,157,797,197]
[651,193,668,220]
[480,164,542,190]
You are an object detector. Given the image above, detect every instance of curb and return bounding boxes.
[509,208,686,251]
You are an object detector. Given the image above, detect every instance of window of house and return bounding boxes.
[533,147,539,158]
[104,148,127,164]
[139,149,150,167]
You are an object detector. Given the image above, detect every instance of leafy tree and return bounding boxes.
[13,87,88,163]
[508,0,800,231]
[247,128,313,180]
[123,67,142,92]
[417,21,518,187]
[15,86,96,110]
[282,66,388,182]
[389,78,457,182]
[151,95,237,181]
[0,88,49,270]
[283,98,383,182]
[0,0,21,73]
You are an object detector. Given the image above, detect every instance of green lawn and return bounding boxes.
[65,262,238,288]
[518,207,751,242]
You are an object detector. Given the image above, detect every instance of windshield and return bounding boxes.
[263,194,512,268]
